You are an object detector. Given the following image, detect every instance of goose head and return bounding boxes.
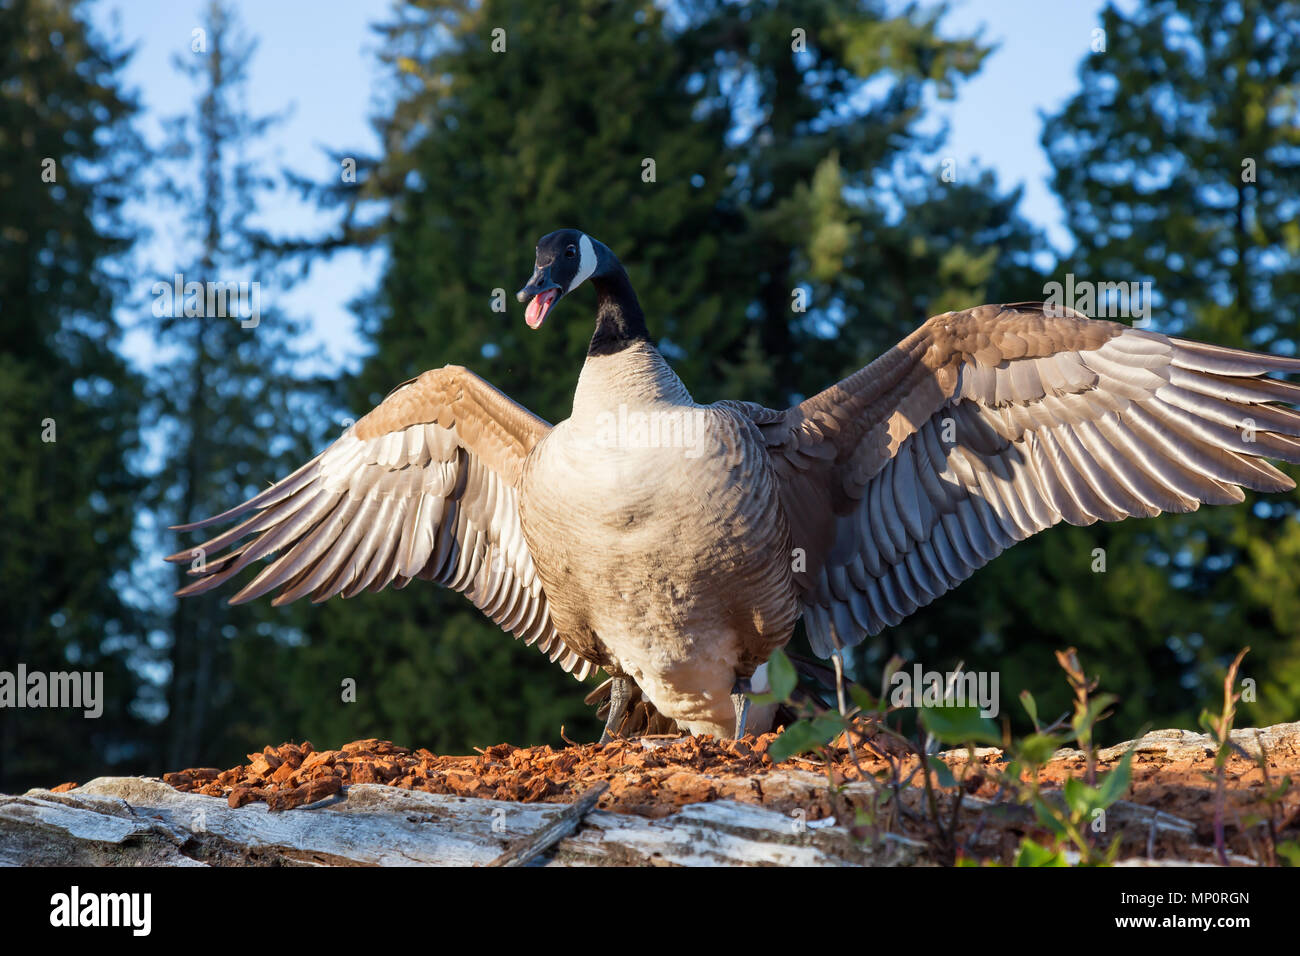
[515,229,611,330]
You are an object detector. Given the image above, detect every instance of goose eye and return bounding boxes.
[565,245,576,259]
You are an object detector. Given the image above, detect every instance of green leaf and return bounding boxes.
[768,721,819,762]
[808,715,846,744]
[920,705,1001,746]
[1072,692,1117,739]
[767,715,843,762]
[1276,841,1300,867]
[1267,775,1292,800]
[849,683,878,713]
[1063,777,1099,818]
[1198,708,1219,738]
[766,648,797,702]
[1032,796,1068,836]
[1014,837,1068,867]
[1020,690,1039,729]
[927,756,957,789]
[1094,747,1135,808]
[1016,733,1060,767]
[881,656,905,695]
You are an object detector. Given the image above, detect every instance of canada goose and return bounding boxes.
[170,229,1300,741]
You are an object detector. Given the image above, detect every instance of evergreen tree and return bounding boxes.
[145,0,331,769]
[281,0,741,749]
[1032,0,1300,732]
[283,0,1038,751]
[678,0,991,404]
[0,0,148,790]
[673,4,1058,713]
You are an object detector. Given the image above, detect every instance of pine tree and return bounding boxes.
[279,0,743,749]
[672,3,1058,712]
[677,0,992,403]
[286,0,1038,751]
[1035,0,1300,731]
[0,0,148,790]
[145,0,331,769]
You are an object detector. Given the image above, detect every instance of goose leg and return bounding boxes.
[599,676,631,744]
[730,677,751,739]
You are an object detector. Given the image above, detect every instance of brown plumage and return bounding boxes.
[168,365,593,680]
[169,230,1300,740]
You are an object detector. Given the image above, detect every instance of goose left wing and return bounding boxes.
[736,303,1300,658]
[166,365,594,680]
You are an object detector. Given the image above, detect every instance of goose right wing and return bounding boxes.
[738,304,1300,657]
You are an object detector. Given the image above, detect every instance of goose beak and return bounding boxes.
[516,271,562,330]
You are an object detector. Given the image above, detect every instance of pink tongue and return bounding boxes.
[525,290,555,329]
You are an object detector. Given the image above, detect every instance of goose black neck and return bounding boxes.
[588,267,649,356]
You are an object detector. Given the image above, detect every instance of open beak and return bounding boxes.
[516,269,561,330]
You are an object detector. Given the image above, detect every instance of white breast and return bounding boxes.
[518,345,800,735]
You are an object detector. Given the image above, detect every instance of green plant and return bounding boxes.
[1241,729,1294,867]
[1198,648,1249,866]
[758,643,1292,866]
[994,649,1136,865]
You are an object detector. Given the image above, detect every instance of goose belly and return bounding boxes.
[519,409,799,735]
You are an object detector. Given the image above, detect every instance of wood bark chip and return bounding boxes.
[122,722,1300,864]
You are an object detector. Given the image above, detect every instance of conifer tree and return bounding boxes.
[1036,0,1300,730]
[292,0,1040,750]
[0,0,148,790]
[145,0,330,768]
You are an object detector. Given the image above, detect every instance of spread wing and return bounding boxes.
[743,303,1300,657]
[166,364,594,680]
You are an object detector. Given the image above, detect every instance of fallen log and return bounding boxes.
[4,722,1296,866]
[0,774,923,866]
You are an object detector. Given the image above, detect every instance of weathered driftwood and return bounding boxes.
[1052,721,1300,763]
[4,722,1295,866]
[486,781,609,866]
[0,775,917,866]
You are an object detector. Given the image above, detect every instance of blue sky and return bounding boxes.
[92,0,1135,376]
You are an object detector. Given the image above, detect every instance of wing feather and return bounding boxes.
[735,303,1300,653]
[168,365,593,679]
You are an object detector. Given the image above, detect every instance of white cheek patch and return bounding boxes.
[569,233,597,292]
